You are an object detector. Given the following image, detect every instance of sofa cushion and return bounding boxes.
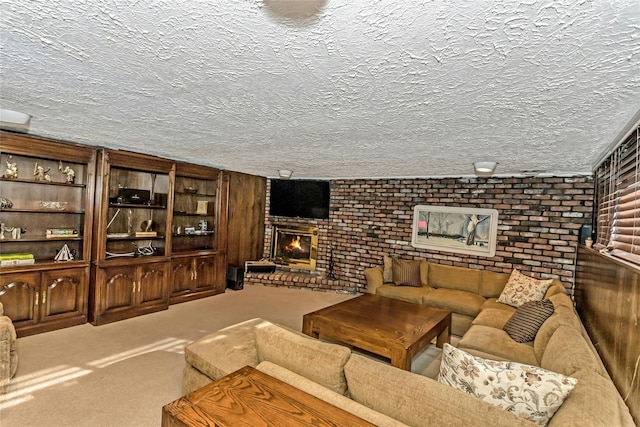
[255,322,351,395]
[422,288,485,318]
[457,325,538,366]
[548,369,635,427]
[497,270,553,308]
[482,298,518,312]
[428,263,481,293]
[480,270,510,298]
[473,307,516,329]
[548,292,574,311]
[392,258,421,287]
[345,353,535,427]
[256,361,408,427]
[184,318,262,381]
[540,326,604,377]
[450,313,474,337]
[376,284,431,304]
[533,306,582,362]
[503,299,555,343]
[438,344,577,427]
[544,282,567,298]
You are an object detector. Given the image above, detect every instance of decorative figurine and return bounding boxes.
[0,223,24,239]
[54,244,74,262]
[4,156,18,179]
[59,160,75,183]
[0,197,13,208]
[34,162,51,181]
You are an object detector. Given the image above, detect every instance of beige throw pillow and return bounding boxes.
[497,269,553,308]
[382,255,394,283]
[438,344,577,426]
[391,258,421,287]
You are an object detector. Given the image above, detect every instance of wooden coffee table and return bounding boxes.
[302,294,451,371]
[162,366,375,427]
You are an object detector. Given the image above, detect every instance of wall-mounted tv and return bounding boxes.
[269,179,330,219]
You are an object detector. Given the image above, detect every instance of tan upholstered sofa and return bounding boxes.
[0,302,18,393]
[183,318,533,427]
[182,305,634,426]
[364,260,567,336]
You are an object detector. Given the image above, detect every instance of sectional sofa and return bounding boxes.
[182,260,634,426]
[0,302,18,393]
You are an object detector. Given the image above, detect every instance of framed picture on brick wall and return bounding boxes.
[411,205,499,257]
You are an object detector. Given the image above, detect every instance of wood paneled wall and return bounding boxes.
[575,246,640,424]
[226,171,266,267]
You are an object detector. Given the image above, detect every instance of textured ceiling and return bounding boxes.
[1,0,639,179]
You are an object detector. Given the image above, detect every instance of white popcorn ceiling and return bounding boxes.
[1,0,639,179]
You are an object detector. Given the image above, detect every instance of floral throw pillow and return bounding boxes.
[497,269,554,308]
[437,344,577,426]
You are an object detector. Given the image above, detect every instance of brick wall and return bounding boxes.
[247,176,593,294]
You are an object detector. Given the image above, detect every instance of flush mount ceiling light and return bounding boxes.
[263,0,327,23]
[278,169,293,179]
[0,109,32,133]
[473,161,498,176]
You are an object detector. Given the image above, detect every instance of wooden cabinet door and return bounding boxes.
[170,258,194,297]
[193,256,217,292]
[41,268,87,323]
[101,265,136,315]
[137,262,168,308]
[0,272,40,328]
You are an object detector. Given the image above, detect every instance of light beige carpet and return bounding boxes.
[0,285,452,427]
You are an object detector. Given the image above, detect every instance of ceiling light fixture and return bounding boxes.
[473,161,497,176]
[278,169,293,179]
[0,109,32,132]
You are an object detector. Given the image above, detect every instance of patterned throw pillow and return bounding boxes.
[391,258,421,287]
[438,344,577,426]
[497,269,553,308]
[503,299,555,343]
[382,255,394,283]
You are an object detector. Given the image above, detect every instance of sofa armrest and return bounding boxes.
[364,266,384,294]
[0,315,17,392]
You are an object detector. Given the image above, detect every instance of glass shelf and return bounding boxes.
[0,177,86,188]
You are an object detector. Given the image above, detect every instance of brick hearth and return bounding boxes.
[245,270,357,293]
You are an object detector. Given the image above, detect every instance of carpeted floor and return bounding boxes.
[1,285,452,427]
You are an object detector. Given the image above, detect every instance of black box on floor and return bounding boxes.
[227,265,244,290]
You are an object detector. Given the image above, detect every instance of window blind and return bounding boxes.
[595,126,640,265]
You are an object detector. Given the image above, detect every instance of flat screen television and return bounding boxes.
[269,179,330,219]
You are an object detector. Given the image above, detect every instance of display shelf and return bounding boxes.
[0,237,83,243]
[0,130,96,337]
[173,211,214,217]
[106,235,166,241]
[109,203,166,209]
[1,208,85,214]
[0,177,86,188]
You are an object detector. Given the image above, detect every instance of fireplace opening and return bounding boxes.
[271,225,318,270]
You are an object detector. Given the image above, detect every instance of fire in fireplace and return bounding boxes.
[271,225,318,270]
